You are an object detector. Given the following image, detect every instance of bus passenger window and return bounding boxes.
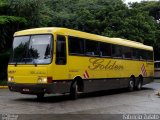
[69,37,84,55]
[99,42,111,57]
[112,45,122,58]
[56,35,66,65]
[147,51,153,61]
[85,40,99,56]
[132,49,141,60]
[140,50,147,60]
[122,47,132,59]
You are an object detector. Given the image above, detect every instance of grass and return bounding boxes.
[0,80,7,86]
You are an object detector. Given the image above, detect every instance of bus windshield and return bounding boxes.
[9,34,53,65]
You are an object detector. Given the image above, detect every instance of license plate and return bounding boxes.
[22,88,30,92]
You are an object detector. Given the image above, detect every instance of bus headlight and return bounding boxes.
[8,77,14,82]
[38,77,47,83]
[42,78,47,83]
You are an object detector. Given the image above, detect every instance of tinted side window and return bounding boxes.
[85,40,99,56]
[69,36,84,55]
[132,48,139,59]
[147,51,153,61]
[99,42,111,57]
[112,45,122,58]
[140,50,147,60]
[56,35,66,65]
[122,47,132,59]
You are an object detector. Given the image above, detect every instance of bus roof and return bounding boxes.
[14,27,153,51]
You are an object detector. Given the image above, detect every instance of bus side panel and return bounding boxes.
[83,78,129,93]
[67,56,154,79]
[67,56,154,92]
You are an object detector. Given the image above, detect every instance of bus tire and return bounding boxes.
[128,77,135,92]
[36,93,44,100]
[136,77,143,90]
[70,81,78,100]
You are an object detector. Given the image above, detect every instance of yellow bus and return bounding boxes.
[8,27,154,99]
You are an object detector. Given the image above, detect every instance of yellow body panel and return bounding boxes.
[8,27,154,85]
[66,57,154,80]
[8,65,48,83]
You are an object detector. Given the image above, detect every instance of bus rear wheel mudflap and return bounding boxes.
[128,76,135,92]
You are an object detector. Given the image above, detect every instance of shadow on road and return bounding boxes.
[14,87,154,103]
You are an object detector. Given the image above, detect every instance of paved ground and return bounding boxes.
[0,81,160,120]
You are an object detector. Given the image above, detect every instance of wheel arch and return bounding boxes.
[71,76,84,92]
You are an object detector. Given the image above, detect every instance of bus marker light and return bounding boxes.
[47,77,52,83]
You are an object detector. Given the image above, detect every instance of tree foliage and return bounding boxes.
[8,0,52,27]
[0,0,160,79]
[0,0,27,51]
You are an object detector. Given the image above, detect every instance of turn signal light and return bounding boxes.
[8,77,14,82]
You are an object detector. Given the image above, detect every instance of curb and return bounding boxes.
[0,86,8,89]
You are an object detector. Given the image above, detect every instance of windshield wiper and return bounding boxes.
[14,57,25,67]
[15,59,18,67]
[28,49,37,67]
[22,58,37,66]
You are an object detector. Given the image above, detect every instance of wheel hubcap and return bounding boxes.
[75,84,78,92]
[138,82,141,89]
[130,81,134,88]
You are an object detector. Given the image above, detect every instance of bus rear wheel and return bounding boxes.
[128,77,135,92]
[136,77,143,90]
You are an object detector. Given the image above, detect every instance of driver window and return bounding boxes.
[56,35,66,65]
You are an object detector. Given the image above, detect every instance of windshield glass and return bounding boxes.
[9,34,53,65]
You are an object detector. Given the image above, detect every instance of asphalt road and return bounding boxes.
[0,81,160,120]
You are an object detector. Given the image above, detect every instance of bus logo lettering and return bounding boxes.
[8,70,16,74]
[88,58,123,71]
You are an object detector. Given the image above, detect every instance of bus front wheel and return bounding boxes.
[70,81,78,100]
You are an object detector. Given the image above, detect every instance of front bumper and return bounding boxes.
[8,81,71,95]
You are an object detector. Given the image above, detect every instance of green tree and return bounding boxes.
[8,0,52,27]
[102,8,157,44]
[0,0,27,80]
[130,1,160,60]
